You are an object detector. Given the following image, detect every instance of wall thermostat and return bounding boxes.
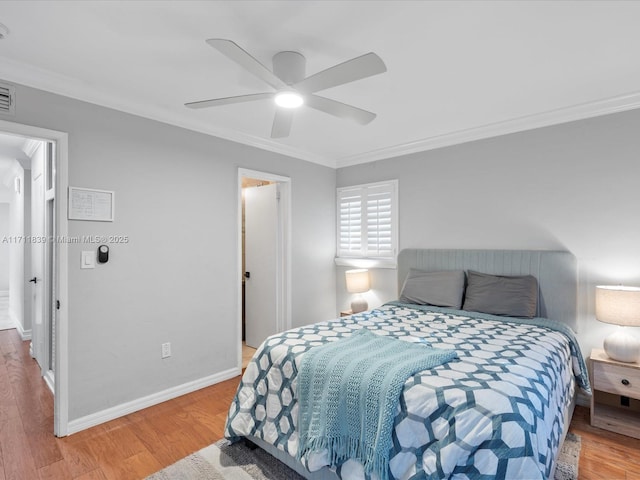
[98,245,109,263]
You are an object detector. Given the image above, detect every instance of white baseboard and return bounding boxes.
[11,312,31,340]
[44,370,55,395]
[66,367,241,436]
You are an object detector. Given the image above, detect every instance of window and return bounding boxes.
[337,180,398,262]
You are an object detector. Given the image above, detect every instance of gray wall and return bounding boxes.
[6,82,336,421]
[337,108,640,358]
[9,76,639,422]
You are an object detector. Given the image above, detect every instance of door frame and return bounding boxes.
[237,168,291,368]
[0,119,69,437]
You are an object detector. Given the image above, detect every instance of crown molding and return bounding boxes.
[173,117,334,168]
[0,57,335,168]
[22,138,41,158]
[336,90,640,168]
[4,55,640,171]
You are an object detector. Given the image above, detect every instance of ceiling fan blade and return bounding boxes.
[206,39,287,90]
[185,92,273,109]
[305,95,376,125]
[294,52,386,94]
[271,109,294,138]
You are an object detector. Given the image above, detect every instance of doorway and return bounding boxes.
[237,168,291,368]
[0,119,69,436]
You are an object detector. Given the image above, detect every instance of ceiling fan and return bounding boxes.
[185,39,387,138]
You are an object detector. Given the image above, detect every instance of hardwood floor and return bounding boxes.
[0,328,236,480]
[569,405,640,479]
[1,326,639,479]
[242,342,257,369]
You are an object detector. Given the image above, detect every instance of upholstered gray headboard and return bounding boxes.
[397,249,577,330]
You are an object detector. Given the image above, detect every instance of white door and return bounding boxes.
[30,143,45,371]
[30,141,56,381]
[244,183,278,348]
[44,142,56,382]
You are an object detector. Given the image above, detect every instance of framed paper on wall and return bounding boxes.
[68,187,115,222]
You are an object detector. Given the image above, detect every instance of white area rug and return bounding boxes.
[146,439,304,480]
[146,434,581,480]
[554,433,582,480]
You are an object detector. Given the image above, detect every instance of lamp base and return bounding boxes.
[603,328,640,363]
[350,295,368,314]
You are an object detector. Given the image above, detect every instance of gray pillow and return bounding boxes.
[462,270,538,318]
[399,269,465,309]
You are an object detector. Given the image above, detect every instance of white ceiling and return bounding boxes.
[2,1,640,168]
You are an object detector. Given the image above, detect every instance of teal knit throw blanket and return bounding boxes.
[296,329,457,480]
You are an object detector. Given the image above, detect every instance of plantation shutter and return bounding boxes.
[338,187,363,256]
[366,183,394,257]
[337,180,397,258]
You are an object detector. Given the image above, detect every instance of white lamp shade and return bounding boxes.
[345,269,370,294]
[595,285,640,326]
[596,285,640,362]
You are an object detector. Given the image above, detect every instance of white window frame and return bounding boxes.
[335,179,398,269]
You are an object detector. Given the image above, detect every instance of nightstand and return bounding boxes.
[340,310,353,317]
[590,348,640,439]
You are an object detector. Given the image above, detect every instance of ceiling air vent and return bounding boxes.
[0,82,15,115]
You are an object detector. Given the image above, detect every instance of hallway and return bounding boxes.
[0,296,13,331]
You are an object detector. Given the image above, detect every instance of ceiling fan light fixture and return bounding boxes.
[274,90,303,109]
[188,40,387,137]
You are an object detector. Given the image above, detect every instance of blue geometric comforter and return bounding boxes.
[225,303,590,480]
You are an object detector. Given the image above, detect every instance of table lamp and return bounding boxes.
[595,285,640,363]
[345,269,370,314]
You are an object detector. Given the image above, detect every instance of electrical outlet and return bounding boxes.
[161,342,171,359]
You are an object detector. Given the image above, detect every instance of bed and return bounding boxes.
[225,249,591,480]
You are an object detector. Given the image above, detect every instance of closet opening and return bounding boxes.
[237,168,291,369]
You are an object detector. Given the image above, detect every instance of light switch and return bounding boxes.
[81,251,95,269]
